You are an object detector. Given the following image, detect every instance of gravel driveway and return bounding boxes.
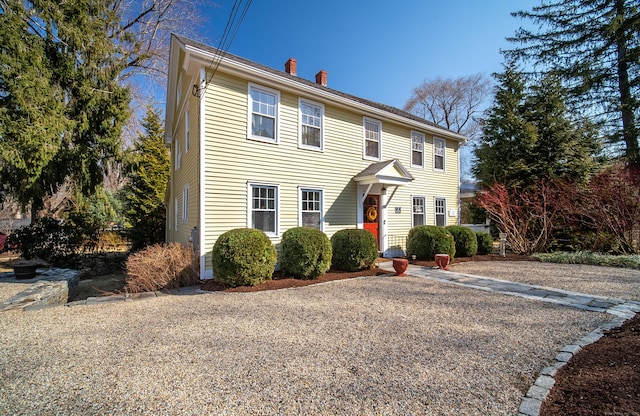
[0,273,609,415]
[450,261,640,301]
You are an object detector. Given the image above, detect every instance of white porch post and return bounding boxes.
[356,185,364,229]
[380,188,388,255]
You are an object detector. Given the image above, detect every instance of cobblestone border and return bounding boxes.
[518,308,639,416]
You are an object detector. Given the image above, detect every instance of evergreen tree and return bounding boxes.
[506,0,640,166]
[474,64,602,188]
[0,0,130,216]
[123,106,170,250]
[473,64,538,188]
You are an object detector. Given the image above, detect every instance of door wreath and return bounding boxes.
[366,206,378,222]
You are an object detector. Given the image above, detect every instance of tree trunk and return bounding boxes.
[615,0,640,167]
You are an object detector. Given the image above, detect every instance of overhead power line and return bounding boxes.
[193,0,252,97]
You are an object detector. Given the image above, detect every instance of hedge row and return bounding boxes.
[211,227,378,288]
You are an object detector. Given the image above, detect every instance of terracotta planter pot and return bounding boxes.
[392,258,409,276]
[435,254,450,270]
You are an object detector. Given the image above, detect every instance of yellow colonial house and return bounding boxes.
[165,34,466,278]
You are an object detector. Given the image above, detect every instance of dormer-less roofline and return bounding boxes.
[166,34,468,145]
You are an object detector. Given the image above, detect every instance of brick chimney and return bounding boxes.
[315,70,327,86]
[285,58,297,76]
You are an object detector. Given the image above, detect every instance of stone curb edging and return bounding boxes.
[383,265,640,416]
[517,314,634,416]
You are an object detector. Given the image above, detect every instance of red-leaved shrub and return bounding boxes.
[125,243,199,293]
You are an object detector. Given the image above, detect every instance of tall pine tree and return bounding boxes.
[474,64,602,188]
[123,106,170,250]
[0,0,130,216]
[473,64,538,188]
[506,0,640,166]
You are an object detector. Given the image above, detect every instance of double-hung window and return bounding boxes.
[174,198,178,231]
[175,140,181,170]
[435,197,446,226]
[300,188,323,230]
[182,185,189,223]
[434,138,445,171]
[363,118,381,160]
[411,131,424,168]
[299,99,323,150]
[185,110,190,153]
[412,196,426,227]
[249,184,278,235]
[249,84,279,142]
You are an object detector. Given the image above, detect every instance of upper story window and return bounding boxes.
[299,99,323,150]
[363,117,381,160]
[182,185,189,223]
[175,139,181,170]
[411,131,425,168]
[434,138,445,171]
[249,183,279,236]
[248,84,279,143]
[412,196,425,227]
[300,188,323,230]
[185,110,190,152]
[435,197,446,226]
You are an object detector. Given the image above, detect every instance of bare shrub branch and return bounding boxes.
[125,242,199,293]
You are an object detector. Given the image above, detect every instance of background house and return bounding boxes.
[165,34,466,278]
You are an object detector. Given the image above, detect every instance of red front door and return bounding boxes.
[363,195,380,250]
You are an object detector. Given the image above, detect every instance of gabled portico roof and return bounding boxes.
[353,159,414,186]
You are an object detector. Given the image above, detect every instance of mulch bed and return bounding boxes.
[200,268,390,292]
[410,253,536,268]
[541,312,640,415]
[200,254,535,293]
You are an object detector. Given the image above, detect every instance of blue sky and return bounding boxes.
[202,0,538,110]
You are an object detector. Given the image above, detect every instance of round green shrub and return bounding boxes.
[445,225,478,257]
[476,231,494,255]
[330,229,378,272]
[281,227,332,279]
[212,228,277,288]
[406,225,455,261]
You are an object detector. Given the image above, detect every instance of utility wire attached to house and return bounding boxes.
[192,0,252,97]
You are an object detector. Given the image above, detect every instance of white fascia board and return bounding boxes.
[184,47,467,143]
[165,37,182,144]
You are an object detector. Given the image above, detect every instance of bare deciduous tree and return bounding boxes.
[404,74,492,140]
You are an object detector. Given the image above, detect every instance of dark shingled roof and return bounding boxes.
[173,34,454,135]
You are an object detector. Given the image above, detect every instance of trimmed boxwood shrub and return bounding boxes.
[281,227,332,279]
[406,225,455,261]
[330,229,378,272]
[446,225,478,257]
[476,231,494,255]
[212,228,277,288]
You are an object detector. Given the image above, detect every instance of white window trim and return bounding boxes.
[247,182,280,237]
[362,117,382,161]
[247,83,280,144]
[298,187,324,231]
[182,184,189,223]
[433,137,446,172]
[411,131,425,168]
[175,139,181,171]
[174,197,178,231]
[298,98,324,151]
[184,110,190,153]
[435,197,447,226]
[411,195,426,227]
